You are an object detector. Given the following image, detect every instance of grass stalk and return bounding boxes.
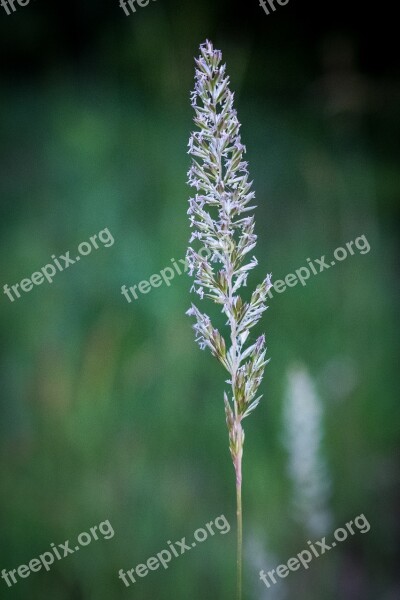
[236,454,243,600]
[186,40,271,599]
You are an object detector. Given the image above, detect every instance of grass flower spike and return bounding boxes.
[186,40,272,600]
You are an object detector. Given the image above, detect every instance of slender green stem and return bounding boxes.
[236,455,243,600]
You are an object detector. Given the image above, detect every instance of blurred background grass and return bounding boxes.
[0,0,399,598]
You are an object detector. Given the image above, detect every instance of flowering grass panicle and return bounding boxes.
[185,40,271,600]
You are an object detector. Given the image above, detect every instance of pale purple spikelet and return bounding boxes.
[186,40,272,474]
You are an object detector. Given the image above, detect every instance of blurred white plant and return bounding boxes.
[283,363,332,537]
[186,40,271,600]
[246,530,287,600]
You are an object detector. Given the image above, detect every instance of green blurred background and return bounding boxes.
[0,0,399,598]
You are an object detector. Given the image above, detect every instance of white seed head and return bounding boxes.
[186,40,271,463]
